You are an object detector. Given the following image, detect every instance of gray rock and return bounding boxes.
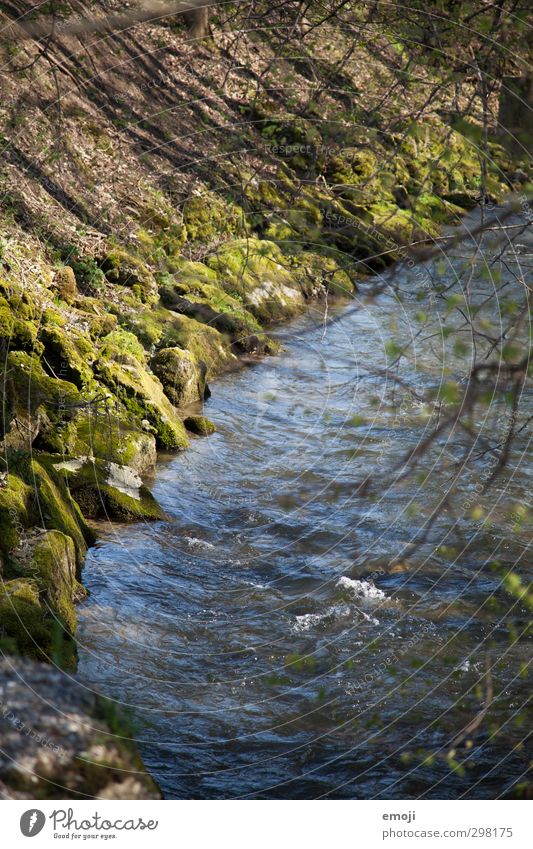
[0,657,160,799]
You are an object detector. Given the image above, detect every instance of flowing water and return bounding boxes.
[78,210,532,799]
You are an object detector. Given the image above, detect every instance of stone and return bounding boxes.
[183,414,216,436]
[151,347,207,407]
[0,656,161,799]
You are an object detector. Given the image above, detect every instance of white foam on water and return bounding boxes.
[336,576,387,601]
[292,602,380,632]
[244,580,269,590]
[184,536,215,550]
[293,603,352,632]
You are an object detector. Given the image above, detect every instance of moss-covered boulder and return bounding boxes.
[54,458,165,522]
[160,312,236,377]
[5,351,80,421]
[0,294,15,342]
[38,325,95,389]
[96,330,189,449]
[293,252,356,297]
[159,277,271,354]
[151,347,208,406]
[53,266,78,303]
[99,248,158,302]
[0,579,52,660]
[72,408,157,474]
[0,472,32,553]
[31,458,92,565]
[205,239,308,323]
[0,454,92,563]
[3,349,88,454]
[183,190,245,243]
[98,328,147,365]
[184,414,216,436]
[30,530,83,635]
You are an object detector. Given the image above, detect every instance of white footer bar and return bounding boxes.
[3,799,531,848]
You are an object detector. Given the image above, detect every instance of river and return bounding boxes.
[77,209,532,799]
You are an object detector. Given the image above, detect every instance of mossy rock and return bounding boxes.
[99,248,158,302]
[293,252,356,298]
[87,312,118,339]
[151,346,208,406]
[0,455,91,563]
[0,295,15,340]
[168,258,218,287]
[30,530,81,634]
[72,409,157,474]
[54,267,78,304]
[55,458,165,522]
[324,147,379,185]
[204,239,309,323]
[0,472,32,553]
[98,328,147,366]
[116,306,166,348]
[30,458,92,565]
[183,190,245,243]
[184,415,216,436]
[159,313,236,377]
[96,355,189,449]
[159,278,270,354]
[38,325,95,389]
[6,352,80,421]
[0,579,52,660]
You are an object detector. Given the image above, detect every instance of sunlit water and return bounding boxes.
[78,209,532,798]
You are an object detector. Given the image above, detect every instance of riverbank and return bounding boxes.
[75,226,533,799]
[0,2,530,798]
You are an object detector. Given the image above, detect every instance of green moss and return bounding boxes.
[30,458,92,564]
[58,458,165,522]
[6,351,80,416]
[100,248,158,302]
[0,295,15,339]
[294,252,356,297]
[12,316,39,350]
[0,472,31,553]
[0,579,52,660]
[151,347,207,406]
[184,414,216,436]
[324,147,378,187]
[160,313,236,376]
[170,259,218,286]
[31,530,80,634]
[183,190,245,243]
[104,483,165,522]
[95,355,189,449]
[72,409,157,472]
[159,272,274,354]
[42,307,66,327]
[38,325,94,388]
[0,453,92,562]
[117,307,165,348]
[99,328,147,365]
